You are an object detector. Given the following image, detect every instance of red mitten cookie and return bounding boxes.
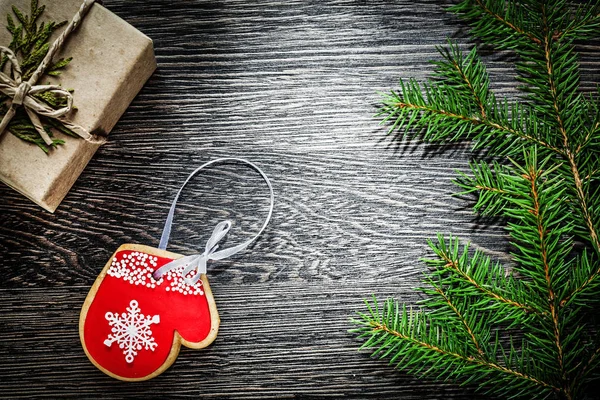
[79,244,219,381]
[80,158,274,381]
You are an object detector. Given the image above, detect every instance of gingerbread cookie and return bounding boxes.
[80,158,274,381]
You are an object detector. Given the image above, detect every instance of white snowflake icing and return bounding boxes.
[107,251,204,296]
[104,300,160,363]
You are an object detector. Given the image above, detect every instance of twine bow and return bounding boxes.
[152,220,236,285]
[0,0,101,146]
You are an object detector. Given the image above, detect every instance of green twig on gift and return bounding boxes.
[0,103,63,152]
[351,0,600,399]
[2,0,77,152]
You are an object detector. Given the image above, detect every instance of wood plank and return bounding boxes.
[0,284,487,399]
[1,0,598,397]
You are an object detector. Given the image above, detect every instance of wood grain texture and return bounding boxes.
[0,0,598,398]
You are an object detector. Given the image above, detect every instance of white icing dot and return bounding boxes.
[109,251,209,297]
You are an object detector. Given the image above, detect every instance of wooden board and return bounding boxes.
[1,0,598,398]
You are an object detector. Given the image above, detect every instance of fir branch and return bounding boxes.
[540,3,600,255]
[8,121,63,153]
[356,0,600,398]
[425,235,546,319]
[382,93,561,154]
[561,250,600,308]
[509,150,570,393]
[473,0,542,46]
[556,4,600,40]
[449,0,543,48]
[432,42,491,119]
[576,344,600,387]
[455,161,523,216]
[379,49,563,155]
[454,0,600,251]
[429,283,487,359]
[352,297,558,398]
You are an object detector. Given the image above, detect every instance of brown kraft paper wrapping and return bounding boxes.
[0,0,156,212]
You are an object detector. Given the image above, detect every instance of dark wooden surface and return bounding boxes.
[1,1,599,399]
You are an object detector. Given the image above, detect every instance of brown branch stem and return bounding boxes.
[542,7,599,253]
[437,250,545,316]
[474,0,542,46]
[524,165,567,397]
[575,345,600,386]
[475,185,509,194]
[541,7,600,310]
[394,101,562,153]
[369,321,556,390]
[557,13,600,40]
[450,58,487,118]
[434,287,486,359]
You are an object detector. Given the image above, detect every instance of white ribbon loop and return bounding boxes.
[151,158,274,285]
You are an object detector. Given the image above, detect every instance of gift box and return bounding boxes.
[0,0,156,212]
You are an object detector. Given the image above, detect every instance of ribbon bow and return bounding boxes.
[0,0,99,146]
[153,220,237,285]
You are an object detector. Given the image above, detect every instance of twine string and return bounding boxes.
[0,0,103,145]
